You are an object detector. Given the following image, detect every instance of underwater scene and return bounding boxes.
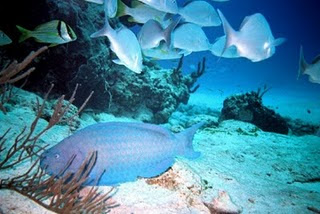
[0,0,319,213]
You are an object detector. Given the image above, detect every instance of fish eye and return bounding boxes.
[55,154,60,159]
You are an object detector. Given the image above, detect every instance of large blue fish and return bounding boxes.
[40,122,203,186]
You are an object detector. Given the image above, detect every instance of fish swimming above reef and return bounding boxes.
[217,9,286,62]
[16,20,77,47]
[40,122,204,186]
[298,46,320,84]
[0,30,12,46]
[178,1,221,27]
[91,17,143,73]
[172,23,211,53]
[116,0,172,27]
[138,17,180,49]
[137,0,178,14]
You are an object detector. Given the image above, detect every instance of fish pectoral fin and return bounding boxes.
[49,43,59,47]
[112,59,125,65]
[272,37,286,47]
[139,158,174,178]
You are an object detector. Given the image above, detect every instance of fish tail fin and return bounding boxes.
[175,122,204,159]
[117,0,130,18]
[90,17,112,38]
[16,25,32,43]
[298,45,308,79]
[217,9,236,56]
[163,16,181,47]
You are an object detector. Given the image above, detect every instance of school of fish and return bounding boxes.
[0,0,318,82]
[85,0,288,74]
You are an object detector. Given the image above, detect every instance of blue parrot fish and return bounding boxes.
[40,122,204,186]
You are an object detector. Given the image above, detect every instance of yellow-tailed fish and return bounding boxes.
[16,20,77,47]
[0,30,12,46]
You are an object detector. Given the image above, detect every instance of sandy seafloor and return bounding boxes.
[0,88,319,214]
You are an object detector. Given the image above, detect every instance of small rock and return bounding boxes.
[204,191,242,214]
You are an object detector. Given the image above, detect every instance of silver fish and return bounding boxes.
[138,17,180,50]
[218,9,286,62]
[172,23,211,52]
[117,0,172,27]
[138,0,178,14]
[91,19,143,73]
[16,20,77,47]
[179,1,221,27]
[0,30,12,46]
[298,46,320,84]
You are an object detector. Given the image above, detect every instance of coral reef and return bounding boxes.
[219,86,289,134]
[287,118,320,136]
[70,56,205,124]
[168,104,219,133]
[0,48,115,213]
[0,0,204,124]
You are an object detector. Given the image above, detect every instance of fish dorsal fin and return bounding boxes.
[35,20,60,32]
[298,45,308,79]
[312,54,320,64]
[181,0,193,7]
[239,15,250,30]
[128,123,173,139]
[239,13,271,36]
